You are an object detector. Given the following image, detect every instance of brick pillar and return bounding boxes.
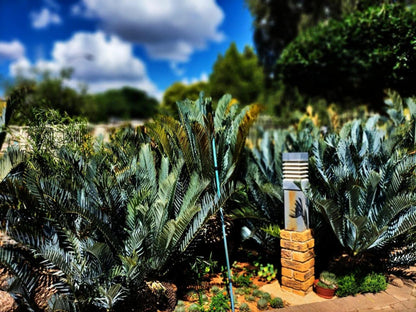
[280,229,315,296]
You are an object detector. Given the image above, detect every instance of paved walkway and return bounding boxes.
[274,283,416,312]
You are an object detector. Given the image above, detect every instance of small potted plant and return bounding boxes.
[314,271,338,299]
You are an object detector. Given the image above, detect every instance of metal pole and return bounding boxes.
[212,136,235,312]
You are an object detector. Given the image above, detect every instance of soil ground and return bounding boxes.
[177,262,327,311]
[177,263,416,311]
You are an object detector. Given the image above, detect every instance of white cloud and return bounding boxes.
[43,0,60,10]
[31,8,62,29]
[0,40,25,61]
[72,0,224,62]
[169,62,185,76]
[181,72,209,86]
[9,32,161,99]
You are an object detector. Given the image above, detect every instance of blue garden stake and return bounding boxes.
[212,136,235,312]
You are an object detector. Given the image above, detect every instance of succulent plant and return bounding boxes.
[239,302,251,312]
[270,297,284,308]
[257,298,269,310]
[319,271,338,289]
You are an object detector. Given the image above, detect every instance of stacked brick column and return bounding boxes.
[280,229,315,296]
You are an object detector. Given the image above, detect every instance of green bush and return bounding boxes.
[360,273,387,293]
[336,273,360,297]
[257,298,269,310]
[239,302,251,312]
[233,273,253,288]
[277,3,416,108]
[209,291,230,312]
[337,271,388,297]
[255,262,278,281]
[270,297,284,308]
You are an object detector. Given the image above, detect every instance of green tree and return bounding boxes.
[160,81,208,119]
[91,86,159,122]
[277,4,416,110]
[9,69,87,124]
[209,43,264,105]
[246,0,415,77]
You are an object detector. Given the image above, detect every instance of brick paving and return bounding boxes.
[273,284,416,312]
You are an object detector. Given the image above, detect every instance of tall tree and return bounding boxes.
[91,86,159,122]
[160,81,208,119]
[209,43,264,105]
[246,0,415,77]
[277,4,416,110]
[8,69,87,124]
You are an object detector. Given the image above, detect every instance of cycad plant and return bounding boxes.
[309,118,416,267]
[237,128,285,251]
[148,93,260,191]
[384,90,416,153]
[147,93,260,254]
[0,104,247,311]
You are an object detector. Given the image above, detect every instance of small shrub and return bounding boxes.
[234,288,245,295]
[270,297,284,308]
[360,273,387,293]
[209,291,230,312]
[243,287,252,295]
[336,273,360,297]
[245,295,256,302]
[252,289,262,298]
[255,262,278,281]
[210,286,220,294]
[260,292,271,301]
[233,273,253,287]
[239,302,251,312]
[257,298,269,310]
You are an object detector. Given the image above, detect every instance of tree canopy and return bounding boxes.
[246,0,415,77]
[160,81,208,119]
[276,3,416,110]
[90,86,159,122]
[209,43,263,105]
[7,70,159,124]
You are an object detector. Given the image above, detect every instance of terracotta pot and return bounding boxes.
[314,279,337,299]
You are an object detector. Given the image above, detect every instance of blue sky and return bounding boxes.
[0,0,254,100]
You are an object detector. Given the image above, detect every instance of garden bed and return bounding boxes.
[174,262,327,311]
